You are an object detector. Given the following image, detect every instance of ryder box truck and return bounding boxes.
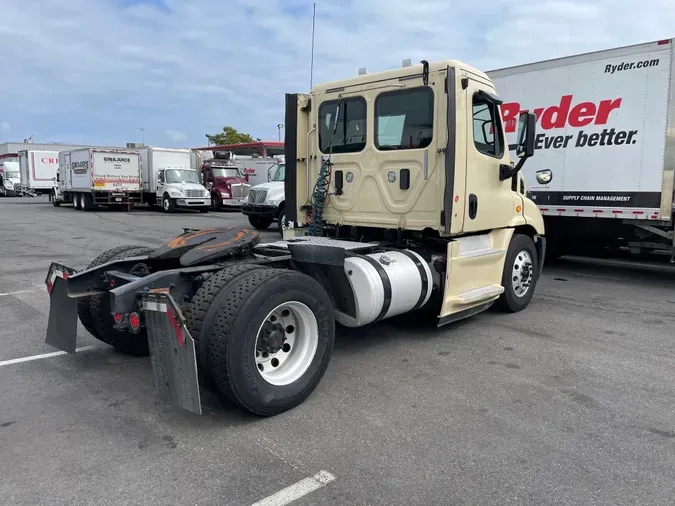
[488,38,675,261]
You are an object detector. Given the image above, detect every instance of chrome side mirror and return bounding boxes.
[536,169,553,185]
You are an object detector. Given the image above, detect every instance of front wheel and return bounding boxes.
[162,195,175,213]
[494,233,538,313]
[277,207,287,237]
[207,268,335,416]
[248,216,273,230]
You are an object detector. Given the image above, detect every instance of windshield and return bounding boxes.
[270,164,285,182]
[212,168,241,178]
[5,171,19,180]
[165,169,200,184]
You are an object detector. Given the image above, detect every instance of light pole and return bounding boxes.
[277,124,283,142]
[139,127,145,145]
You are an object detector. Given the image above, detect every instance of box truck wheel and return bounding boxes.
[494,233,538,313]
[162,194,176,213]
[52,191,60,207]
[207,268,335,416]
[87,246,155,356]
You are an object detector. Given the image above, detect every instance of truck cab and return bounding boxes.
[156,167,210,213]
[241,157,287,235]
[200,153,251,210]
[284,59,549,321]
[0,161,20,197]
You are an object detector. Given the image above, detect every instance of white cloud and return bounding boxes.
[166,129,188,142]
[0,0,673,147]
[0,122,10,133]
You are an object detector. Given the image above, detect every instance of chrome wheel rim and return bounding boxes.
[254,301,318,386]
[512,250,533,297]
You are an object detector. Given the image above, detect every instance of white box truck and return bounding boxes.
[0,160,21,196]
[18,150,60,195]
[488,38,675,261]
[52,148,142,210]
[138,146,210,213]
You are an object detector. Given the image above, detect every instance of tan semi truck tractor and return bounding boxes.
[43,59,549,417]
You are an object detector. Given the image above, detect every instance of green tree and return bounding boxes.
[206,126,261,145]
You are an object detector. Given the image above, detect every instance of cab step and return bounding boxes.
[438,229,514,325]
[457,284,504,304]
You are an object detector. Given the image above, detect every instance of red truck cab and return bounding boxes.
[200,155,251,210]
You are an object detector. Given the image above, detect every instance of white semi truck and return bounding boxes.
[137,146,210,213]
[241,157,287,235]
[18,150,60,195]
[488,37,675,261]
[52,148,142,210]
[0,160,21,196]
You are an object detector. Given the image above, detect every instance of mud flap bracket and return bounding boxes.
[142,292,202,415]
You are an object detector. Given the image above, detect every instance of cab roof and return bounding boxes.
[310,59,492,94]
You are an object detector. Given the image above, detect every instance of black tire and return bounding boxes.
[207,268,335,416]
[77,244,152,343]
[277,205,286,237]
[494,233,538,313]
[52,193,60,207]
[248,216,273,230]
[211,194,221,211]
[82,193,94,211]
[162,194,175,213]
[183,264,268,378]
[87,246,155,355]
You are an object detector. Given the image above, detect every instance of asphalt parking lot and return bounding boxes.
[1,196,675,506]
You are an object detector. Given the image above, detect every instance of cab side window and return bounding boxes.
[375,87,434,150]
[318,97,367,154]
[472,94,504,158]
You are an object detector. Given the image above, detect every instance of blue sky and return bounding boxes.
[0,0,673,148]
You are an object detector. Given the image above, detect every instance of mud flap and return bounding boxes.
[142,292,202,415]
[45,262,78,354]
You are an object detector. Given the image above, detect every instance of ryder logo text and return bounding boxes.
[500,94,638,150]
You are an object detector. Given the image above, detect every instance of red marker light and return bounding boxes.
[114,313,123,323]
[129,312,141,331]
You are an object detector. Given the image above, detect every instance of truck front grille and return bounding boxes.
[185,189,204,198]
[231,184,251,199]
[248,189,267,204]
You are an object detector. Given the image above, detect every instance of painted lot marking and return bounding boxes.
[250,470,336,506]
[0,346,95,367]
[0,290,38,297]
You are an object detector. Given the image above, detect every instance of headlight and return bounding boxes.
[169,191,182,197]
[220,191,230,198]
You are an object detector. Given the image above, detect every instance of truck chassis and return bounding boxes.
[45,226,544,417]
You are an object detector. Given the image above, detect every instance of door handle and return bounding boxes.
[469,194,478,219]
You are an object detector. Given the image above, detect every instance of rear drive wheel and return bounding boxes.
[183,263,268,379]
[73,194,80,210]
[207,268,335,416]
[248,216,273,230]
[77,245,153,343]
[87,246,155,355]
[494,233,538,313]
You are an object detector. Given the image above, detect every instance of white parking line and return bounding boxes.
[0,346,95,367]
[250,470,336,506]
[0,289,38,297]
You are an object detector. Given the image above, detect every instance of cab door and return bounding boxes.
[461,79,519,233]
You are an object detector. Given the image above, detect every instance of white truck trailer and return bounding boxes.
[52,148,142,210]
[137,146,210,213]
[488,38,675,261]
[18,150,60,195]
